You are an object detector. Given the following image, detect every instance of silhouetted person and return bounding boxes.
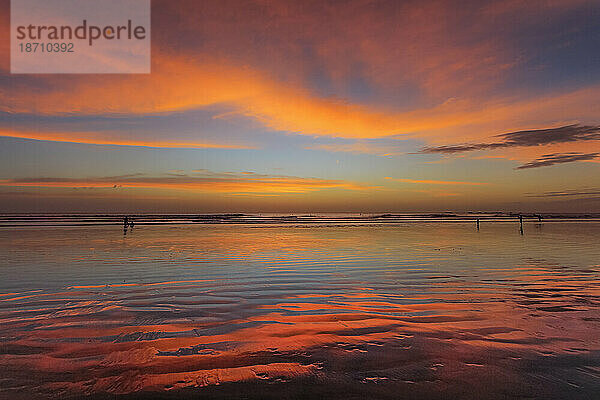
[519,215,524,235]
[476,218,480,231]
[129,218,134,228]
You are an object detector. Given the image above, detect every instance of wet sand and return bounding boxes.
[0,221,599,399]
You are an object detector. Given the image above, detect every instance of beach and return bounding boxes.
[0,217,599,399]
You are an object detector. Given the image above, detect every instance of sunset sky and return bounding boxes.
[1,0,599,213]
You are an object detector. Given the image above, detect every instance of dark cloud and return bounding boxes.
[421,125,600,154]
[419,143,503,154]
[526,188,600,198]
[516,152,600,169]
[498,125,600,146]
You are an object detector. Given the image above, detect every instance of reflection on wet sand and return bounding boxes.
[0,223,599,399]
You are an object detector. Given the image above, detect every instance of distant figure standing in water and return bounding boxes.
[519,215,524,235]
[129,218,135,229]
[123,216,129,235]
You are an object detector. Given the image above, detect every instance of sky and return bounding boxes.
[1,0,599,213]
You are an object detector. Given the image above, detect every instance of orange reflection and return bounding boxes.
[0,224,599,398]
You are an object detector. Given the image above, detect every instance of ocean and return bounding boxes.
[0,216,599,399]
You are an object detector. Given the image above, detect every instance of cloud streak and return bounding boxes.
[0,130,254,150]
[526,188,600,198]
[0,171,376,194]
[421,125,600,154]
[515,152,600,169]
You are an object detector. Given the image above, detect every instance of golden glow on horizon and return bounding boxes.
[0,175,376,194]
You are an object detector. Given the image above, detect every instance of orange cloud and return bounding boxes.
[1,0,598,166]
[0,172,376,194]
[3,54,598,145]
